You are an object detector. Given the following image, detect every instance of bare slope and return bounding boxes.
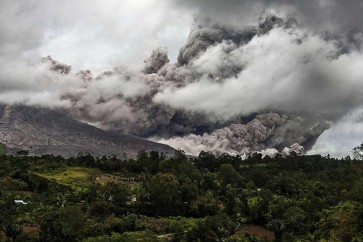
[0,105,175,157]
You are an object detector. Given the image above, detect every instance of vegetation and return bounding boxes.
[0,143,7,156]
[1,145,363,241]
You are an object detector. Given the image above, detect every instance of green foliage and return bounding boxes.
[349,178,363,201]
[0,150,363,241]
[0,143,7,155]
[139,216,199,235]
[191,191,220,216]
[219,164,243,193]
[314,201,363,241]
[353,143,363,160]
[36,167,104,189]
[225,233,264,242]
[145,173,182,215]
[247,196,269,223]
[282,206,308,235]
[40,206,87,242]
[104,182,130,207]
[85,231,160,242]
[1,222,21,241]
[187,213,234,241]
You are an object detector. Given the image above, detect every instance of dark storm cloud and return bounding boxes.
[171,0,363,33]
[1,0,362,156]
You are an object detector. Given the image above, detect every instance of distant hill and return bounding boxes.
[0,105,175,157]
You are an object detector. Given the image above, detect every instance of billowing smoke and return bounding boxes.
[1,1,363,157]
[154,20,363,119]
[156,113,327,156]
[282,143,304,157]
[171,0,363,33]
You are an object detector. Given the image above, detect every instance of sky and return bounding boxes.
[1,0,363,157]
[34,0,193,71]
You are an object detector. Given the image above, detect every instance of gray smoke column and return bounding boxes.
[171,0,363,33]
[1,1,363,156]
[154,20,363,119]
[282,143,304,157]
[63,16,362,156]
[156,113,328,156]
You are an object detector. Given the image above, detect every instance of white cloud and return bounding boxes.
[38,0,194,71]
[309,107,363,158]
[154,27,363,119]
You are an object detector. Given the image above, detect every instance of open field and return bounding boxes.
[36,167,133,188]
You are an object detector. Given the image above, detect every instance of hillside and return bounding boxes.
[0,105,175,157]
[1,152,363,241]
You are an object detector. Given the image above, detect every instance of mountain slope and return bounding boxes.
[0,105,175,157]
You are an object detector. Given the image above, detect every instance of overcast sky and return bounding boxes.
[1,0,363,157]
[0,0,194,71]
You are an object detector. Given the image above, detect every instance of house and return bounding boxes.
[14,200,28,205]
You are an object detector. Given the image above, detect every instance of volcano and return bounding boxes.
[0,105,175,157]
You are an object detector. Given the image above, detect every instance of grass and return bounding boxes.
[36,167,99,188]
[36,167,133,189]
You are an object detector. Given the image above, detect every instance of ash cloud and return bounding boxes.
[59,18,363,155]
[171,0,363,34]
[157,113,327,156]
[154,22,363,119]
[1,1,363,156]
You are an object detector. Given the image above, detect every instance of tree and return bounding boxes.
[219,164,242,193]
[1,223,21,242]
[187,213,234,242]
[147,173,181,215]
[191,191,219,216]
[173,150,187,163]
[353,143,363,160]
[104,182,130,207]
[85,231,160,242]
[40,206,87,242]
[137,150,149,161]
[0,202,21,242]
[225,185,248,215]
[180,179,199,214]
[314,201,363,241]
[269,219,285,242]
[282,206,307,235]
[247,196,269,223]
[349,178,363,202]
[197,151,219,171]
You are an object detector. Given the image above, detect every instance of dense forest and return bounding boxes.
[1,145,363,242]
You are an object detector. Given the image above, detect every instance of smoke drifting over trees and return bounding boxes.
[157,113,325,156]
[1,0,363,156]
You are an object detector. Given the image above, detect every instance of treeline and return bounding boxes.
[1,149,363,241]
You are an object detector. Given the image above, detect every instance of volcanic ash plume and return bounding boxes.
[156,113,328,156]
[1,4,363,156]
[282,143,304,157]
